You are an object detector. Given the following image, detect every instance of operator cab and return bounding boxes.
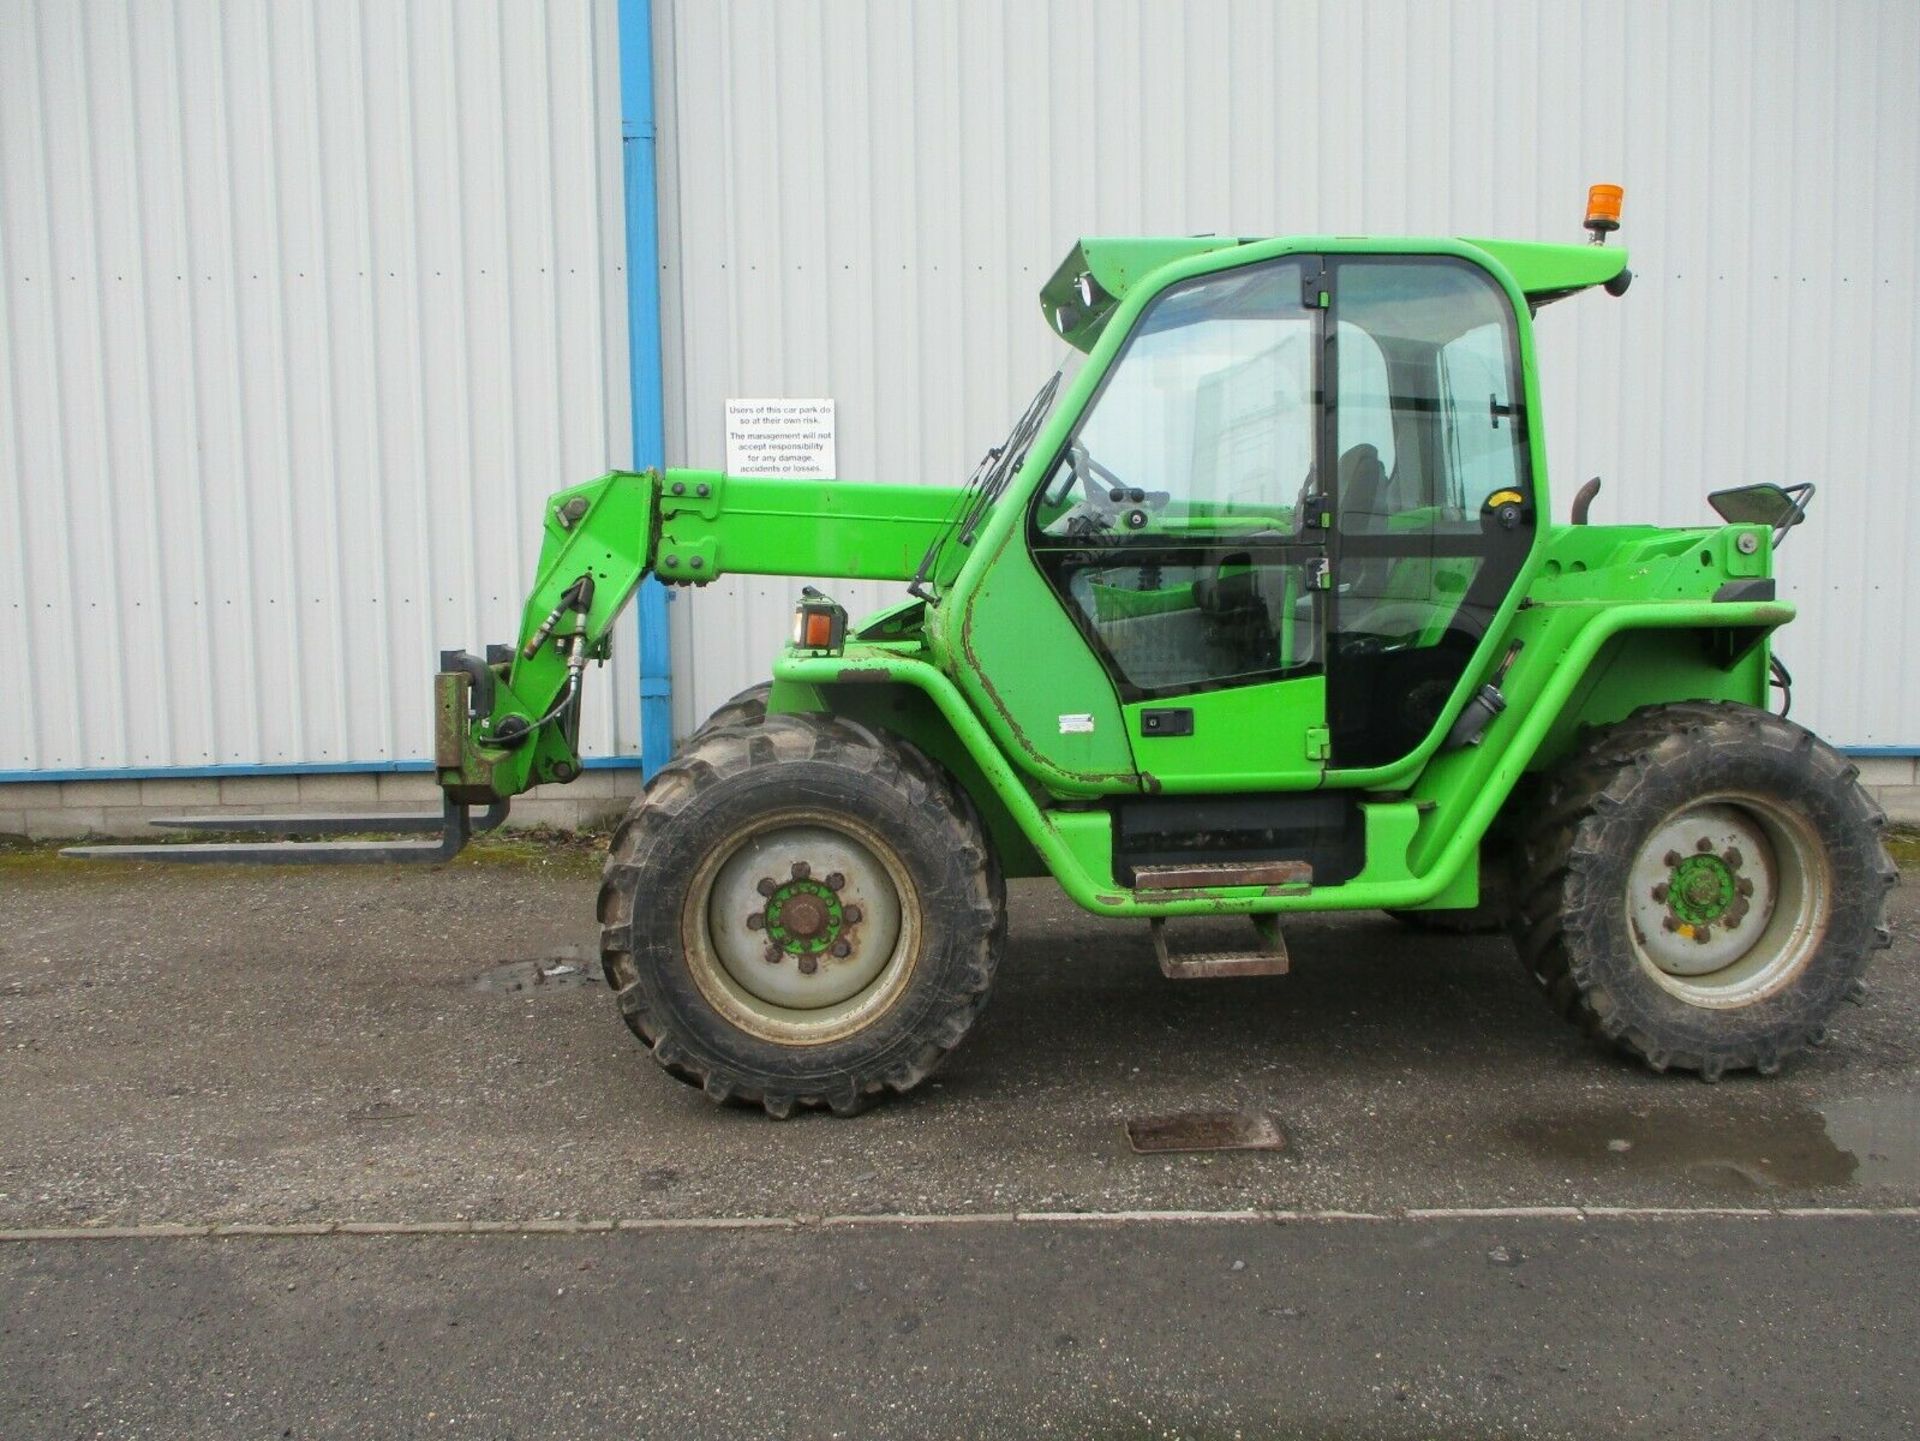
[1028,246,1537,780]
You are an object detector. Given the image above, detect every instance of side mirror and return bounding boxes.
[1707,482,1814,541]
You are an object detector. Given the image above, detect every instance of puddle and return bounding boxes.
[1513,1104,1852,1192]
[472,945,602,994]
[1821,1091,1920,1187]
[1511,1090,1920,1193]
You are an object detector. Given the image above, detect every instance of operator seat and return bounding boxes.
[1336,443,1391,533]
[1334,443,1430,644]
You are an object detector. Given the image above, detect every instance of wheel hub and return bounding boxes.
[1667,850,1739,927]
[702,824,902,1013]
[766,880,839,948]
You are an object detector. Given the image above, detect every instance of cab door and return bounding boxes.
[1320,257,1537,771]
[1028,257,1331,792]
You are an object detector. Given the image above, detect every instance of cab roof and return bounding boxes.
[1040,235,1629,351]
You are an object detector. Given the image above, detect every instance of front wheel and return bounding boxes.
[1512,702,1896,1079]
[679,681,772,751]
[599,714,1003,1116]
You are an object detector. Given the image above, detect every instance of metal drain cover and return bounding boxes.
[1126,1110,1288,1155]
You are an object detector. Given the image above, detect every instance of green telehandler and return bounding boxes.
[76,189,1896,1115]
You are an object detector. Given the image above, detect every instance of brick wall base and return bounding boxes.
[3,758,1916,842]
[0,770,645,840]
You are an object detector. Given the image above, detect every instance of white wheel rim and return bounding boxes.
[1624,794,1830,1008]
[680,809,920,1046]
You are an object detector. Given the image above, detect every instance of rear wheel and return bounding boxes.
[599,714,1003,1116]
[1512,702,1895,1079]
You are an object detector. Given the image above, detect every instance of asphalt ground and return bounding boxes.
[2,841,1918,1436]
[5,1217,1915,1440]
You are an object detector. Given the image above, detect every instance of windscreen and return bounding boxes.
[908,360,1078,600]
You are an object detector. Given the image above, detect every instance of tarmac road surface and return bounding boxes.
[2,849,1916,1437]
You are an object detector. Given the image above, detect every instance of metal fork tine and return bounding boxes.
[59,800,508,866]
[145,812,447,835]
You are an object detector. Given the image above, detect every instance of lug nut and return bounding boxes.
[1696,837,1714,853]
[1651,883,1670,903]
[826,872,845,891]
[791,861,812,880]
[1722,847,1743,869]
[764,943,784,964]
[797,955,819,975]
[1662,917,1679,932]
[1665,851,1683,867]
[756,877,777,897]
[830,940,852,958]
[842,904,863,925]
[746,913,766,930]
[1693,925,1712,942]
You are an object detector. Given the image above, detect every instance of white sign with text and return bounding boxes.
[725,398,837,479]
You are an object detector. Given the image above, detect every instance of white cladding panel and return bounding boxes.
[0,0,638,772]
[654,0,1920,749]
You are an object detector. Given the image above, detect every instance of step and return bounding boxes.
[1133,859,1313,890]
[1150,915,1291,980]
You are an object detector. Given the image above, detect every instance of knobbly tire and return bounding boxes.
[680,680,1007,923]
[599,712,1004,1117]
[681,682,771,750]
[1512,701,1896,1079]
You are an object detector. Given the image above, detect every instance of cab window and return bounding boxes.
[1031,260,1326,698]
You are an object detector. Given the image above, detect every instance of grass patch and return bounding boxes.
[1887,827,1920,874]
[456,825,611,877]
[0,834,81,872]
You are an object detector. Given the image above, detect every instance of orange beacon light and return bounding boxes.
[1585,183,1624,242]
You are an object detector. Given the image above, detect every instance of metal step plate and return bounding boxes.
[1155,950,1292,980]
[1150,916,1291,980]
[1133,859,1313,890]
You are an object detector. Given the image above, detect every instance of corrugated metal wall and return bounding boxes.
[653,0,1920,750]
[0,0,639,773]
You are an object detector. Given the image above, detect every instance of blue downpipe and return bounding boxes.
[619,0,673,777]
